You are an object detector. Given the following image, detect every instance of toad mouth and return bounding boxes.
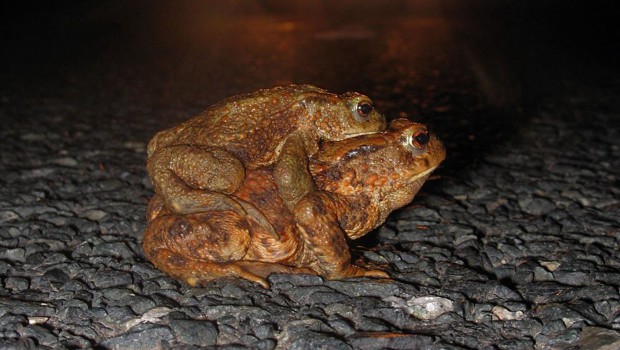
[407,165,439,183]
[345,131,382,137]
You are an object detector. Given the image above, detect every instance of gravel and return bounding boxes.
[1,1,618,349]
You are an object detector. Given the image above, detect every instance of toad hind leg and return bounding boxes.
[143,210,264,286]
[146,249,316,288]
[147,144,246,215]
[143,211,312,288]
[146,248,268,288]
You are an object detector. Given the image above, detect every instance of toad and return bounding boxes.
[146,84,387,218]
[143,119,446,287]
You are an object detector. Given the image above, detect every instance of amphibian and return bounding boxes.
[143,119,445,287]
[146,84,387,218]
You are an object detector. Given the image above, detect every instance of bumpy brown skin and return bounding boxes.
[143,119,446,288]
[146,84,387,218]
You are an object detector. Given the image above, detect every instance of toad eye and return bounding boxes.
[356,102,373,119]
[413,131,429,147]
[401,129,430,153]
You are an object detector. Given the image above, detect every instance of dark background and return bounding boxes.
[3,1,618,109]
[1,0,618,169]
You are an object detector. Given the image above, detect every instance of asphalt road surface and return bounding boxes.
[1,1,619,349]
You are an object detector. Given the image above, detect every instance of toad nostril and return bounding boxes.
[414,131,429,146]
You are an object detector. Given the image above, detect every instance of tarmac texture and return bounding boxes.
[1,1,619,349]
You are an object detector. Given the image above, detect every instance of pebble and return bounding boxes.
[92,241,134,259]
[169,319,218,346]
[348,332,434,350]
[578,327,620,350]
[386,295,454,320]
[83,209,108,221]
[50,157,78,167]
[99,325,175,350]
[92,270,133,289]
[0,210,20,222]
[518,197,555,216]
[287,331,352,350]
[491,305,524,320]
[5,277,29,292]
[21,325,58,347]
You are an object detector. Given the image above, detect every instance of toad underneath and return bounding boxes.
[146,84,386,218]
[143,119,445,287]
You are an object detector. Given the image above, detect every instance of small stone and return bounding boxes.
[5,277,29,291]
[30,270,70,291]
[0,337,38,350]
[123,141,146,153]
[594,300,620,322]
[253,339,277,350]
[83,209,107,221]
[51,157,78,167]
[41,269,70,283]
[357,317,390,332]
[105,306,136,323]
[148,293,179,309]
[102,287,135,301]
[386,295,454,320]
[122,307,174,330]
[493,265,515,280]
[288,331,352,350]
[92,242,134,259]
[533,266,555,281]
[99,325,174,350]
[124,296,156,314]
[553,271,589,286]
[492,305,524,320]
[327,315,355,336]
[268,273,324,287]
[22,324,58,347]
[57,306,88,325]
[578,285,619,302]
[577,327,620,350]
[518,197,555,216]
[0,210,20,222]
[539,260,561,271]
[541,319,566,335]
[308,291,349,304]
[454,234,479,246]
[92,270,133,289]
[468,302,493,322]
[518,282,579,304]
[1,299,56,318]
[0,314,28,330]
[326,280,401,298]
[348,332,434,350]
[20,167,55,179]
[169,319,218,346]
[253,323,276,340]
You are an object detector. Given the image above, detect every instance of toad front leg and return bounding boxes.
[147,145,246,215]
[273,134,318,211]
[293,192,389,279]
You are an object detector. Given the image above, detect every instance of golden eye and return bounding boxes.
[401,128,429,154]
[411,130,429,148]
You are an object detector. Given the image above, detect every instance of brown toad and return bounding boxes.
[146,84,386,217]
[143,119,445,287]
